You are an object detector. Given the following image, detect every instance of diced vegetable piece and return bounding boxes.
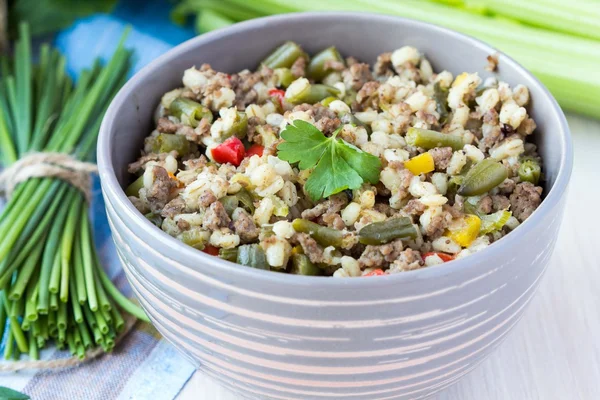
[144,213,162,227]
[358,217,418,245]
[422,252,455,263]
[236,188,255,213]
[320,96,337,107]
[480,210,512,234]
[273,68,295,88]
[268,88,286,107]
[290,253,322,276]
[307,46,344,81]
[445,215,481,247]
[404,152,435,175]
[246,144,264,158]
[219,247,238,262]
[433,82,449,124]
[152,133,191,155]
[363,269,385,277]
[518,158,541,185]
[202,245,219,256]
[406,127,464,151]
[236,244,269,270]
[125,175,144,197]
[261,41,306,69]
[212,137,246,166]
[221,112,248,140]
[285,83,340,104]
[169,97,213,126]
[458,159,508,196]
[220,196,239,216]
[292,219,343,247]
[182,230,208,250]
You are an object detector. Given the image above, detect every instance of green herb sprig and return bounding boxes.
[0,24,148,362]
[277,120,381,201]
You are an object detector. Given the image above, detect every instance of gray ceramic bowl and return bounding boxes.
[98,12,573,400]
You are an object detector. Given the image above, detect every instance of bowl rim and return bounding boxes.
[98,11,573,287]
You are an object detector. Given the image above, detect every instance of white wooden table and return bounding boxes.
[178,114,600,400]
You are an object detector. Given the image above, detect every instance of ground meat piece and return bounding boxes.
[202,201,231,230]
[291,56,306,78]
[358,239,404,269]
[443,204,463,219]
[485,53,499,72]
[388,248,423,273]
[157,117,178,133]
[416,110,438,126]
[301,194,348,220]
[295,233,325,264]
[497,178,516,195]
[424,210,451,239]
[129,196,148,214]
[322,213,345,230]
[323,59,345,72]
[509,182,542,222]
[233,211,259,242]
[183,155,208,171]
[145,166,176,214]
[477,196,493,214]
[128,152,176,174]
[482,108,499,125]
[491,195,510,211]
[230,70,261,109]
[428,147,453,171]
[315,117,341,135]
[162,196,187,218]
[356,81,380,109]
[246,116,262,143]
[374,203,396,217]
[479,124,502,152]
[403,199,426,217]
[373,52,393,77]
[342,63,373,91]
[176,219,190,231]
[199,190,217,208]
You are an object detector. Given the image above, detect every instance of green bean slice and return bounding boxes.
[358,217,418,245]
[518,158,541,185]
[292,219,343,248]
[236,188,255,213]
[219,247,238,262]
[286,84,340,105]
[290,253,322,276]
[307,46,344,81]
[236,244,269,270]
[274,68,295,88]
[169,97,213,126]
[406,127,464,151]
[220,196,239,216]
[458,159,508,196]
[152,133,190,155]
[261,41,307,69]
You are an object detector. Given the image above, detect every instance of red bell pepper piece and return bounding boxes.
[246,144,264,158]
[363,269,385,277]
[268,88,286,107]
[211,137,246,166]
[203,245,219,256]
[422,252,455,263]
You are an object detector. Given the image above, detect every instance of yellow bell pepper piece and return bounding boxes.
[445,214,481,247]
[404,152,435,175]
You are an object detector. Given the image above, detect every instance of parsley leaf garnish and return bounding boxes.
[277,120,382,201]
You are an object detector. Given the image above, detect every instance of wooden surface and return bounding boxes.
[178,114,600,400]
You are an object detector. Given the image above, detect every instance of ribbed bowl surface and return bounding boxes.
[98,13,572,400]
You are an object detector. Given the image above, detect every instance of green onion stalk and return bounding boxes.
[0,24,148,361]
[171,0,600,119]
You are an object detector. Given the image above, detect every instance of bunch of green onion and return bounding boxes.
[172,0,600,119]
[0,24,148,362]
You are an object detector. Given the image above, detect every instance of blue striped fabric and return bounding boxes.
[0,3,198,398]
